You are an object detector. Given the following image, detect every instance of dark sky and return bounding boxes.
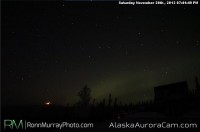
[2,1,200,106]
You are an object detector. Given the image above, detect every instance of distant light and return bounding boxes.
[117,116,120,119]
[45,101,51,106]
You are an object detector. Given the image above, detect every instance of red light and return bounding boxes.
[45,101,51,106]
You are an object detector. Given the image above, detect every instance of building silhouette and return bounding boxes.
[195,76,200,94]
[154,81,189,104]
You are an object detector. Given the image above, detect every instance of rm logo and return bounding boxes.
[4,119,24,130]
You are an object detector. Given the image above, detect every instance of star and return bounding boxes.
[116,16,120,20]
[176,40,180,44]
[195,41,199,46]
[195,43,199,47]
[125,50,128,56]
[128,16,132,19]
[160,29,165,33]
[80,46,85,50]
[95,24,99,27]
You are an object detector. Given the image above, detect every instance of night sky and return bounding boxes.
[2,1,200,106]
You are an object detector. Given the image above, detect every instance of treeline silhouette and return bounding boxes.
[2,77,200,122]
[61,77,200,121]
